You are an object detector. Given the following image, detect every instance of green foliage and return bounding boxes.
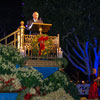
[14,67,43,88]
[16,71,80,100]
[0,45,16,74]
[65,81,80,100]
[0,64,13,75]
[55,57,68,68]
[0,44,28,74]
[0,44,27,66]
[32,88,75,100]
[0,44,43,88]
[41,71,69,94]
[41,71,80,100]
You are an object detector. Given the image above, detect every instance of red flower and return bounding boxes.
[38,36,48,56]
[38,36,43,42]
[38,36,48,42]
[18,86,27,91]
[44,36,48,41]
[24,93,32,100]
[5,78,14,85]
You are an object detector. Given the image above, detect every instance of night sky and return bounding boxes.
[0,0,22,38]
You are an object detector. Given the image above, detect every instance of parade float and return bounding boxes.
[0,21,80,100]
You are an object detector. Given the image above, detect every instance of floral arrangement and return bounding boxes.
[14,67,43,88]
[41,71,69,94]
[41,71,80,100]
[0,44,20,75]
[16,88,36,100]
[31,34,53,56]
[31,88,75,100]
[0,74,22,91]
[0,44,43,89]
[0,63,43,88]
[16,71,80,100]
[0,44,80,100]
[0,44,27,66]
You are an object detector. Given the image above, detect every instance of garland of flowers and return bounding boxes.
[31,34,53,56]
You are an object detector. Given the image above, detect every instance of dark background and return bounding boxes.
[1,0,100,42]
[0,0,22,38]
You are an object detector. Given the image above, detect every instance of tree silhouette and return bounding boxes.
[63,34,100,80]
